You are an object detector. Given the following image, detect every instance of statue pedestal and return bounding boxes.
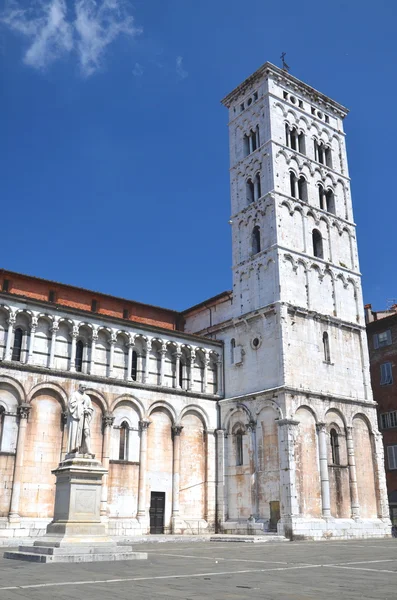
[4,454,148,563]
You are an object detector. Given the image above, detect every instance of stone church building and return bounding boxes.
[0,62,390,541]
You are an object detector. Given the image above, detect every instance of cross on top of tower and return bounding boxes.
[280,52,290,72]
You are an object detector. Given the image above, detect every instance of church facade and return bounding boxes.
[0,62,391,541]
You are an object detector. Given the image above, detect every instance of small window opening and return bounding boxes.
[283,91,288,99]
[119,421,129,461]
[246,178,255,204]
[131,350,138,381]
[298,176,307,201]
[240,103,245,112]
[326,190,335,214]
[285,123,289,146]
[323,331,330,363]
[2,279,10,292]
[252,226,261,254]
[247,97,252,106]
[230,338,235,364]
[75,340,84,373]
[236,431,244,466]
[255,172,261,200]
[253,91,258,101]
[91,299,98,313]
[48,290,56,303]
[298,99,303,108]
[312,229,324,259]
[298,132,306,154]
[123,308,129,319]
[325,147,332,168]
[330,429,340,465]
[179,360,184,388]
[290,128,297,150]
[11,327,23,362]
[290,171,297,198]
[318,184,325,210]
[311,107,316,115]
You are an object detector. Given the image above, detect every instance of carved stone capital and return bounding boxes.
[103,412,115,428]
[18,403,31,420]
[71,326,79,339]
[316,422,327,434]
[247,419,257,432]
[7,314,16,327]
[50,323,59,334]
[172,425,183,437]
[139,419,151,432]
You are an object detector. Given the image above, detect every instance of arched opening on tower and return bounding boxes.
[312,229,323,258]
[252,226,261,254]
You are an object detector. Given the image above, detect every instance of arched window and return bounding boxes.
[252,226,261,254]
[298,176,307,201]
[298,132,306,154]
[246,178,255,204]
[326,190,335,214]
[255,172,261,200]
[236,430,244,466]
[230,338,235,364]
[312,229,323,259]
[119,421,129,460]
[290,171,297,198]
[323,331,330,363]
[11,328,23,362]
[75,340,84,372]
[179,360,184,388]
[318,184,325,210]
[243,134,250,157]
[325,146,332,168]
[285,123,289,146]
[330,428,340,465]
[131,350,138,381]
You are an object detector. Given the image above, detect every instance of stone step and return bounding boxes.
[210,535,288,543]
[18,545,133,555]
[4,549,148,563]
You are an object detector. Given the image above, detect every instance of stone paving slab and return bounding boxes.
[0,539,396,599]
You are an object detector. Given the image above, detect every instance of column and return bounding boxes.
[345,426,360,518]
[100,413,115,517]
[69,326,78,372]
[8,404,31,522]
[188,349,196,391]
[174,350,181,389]
[27,318,38,364]
[373,431,390,519]
[216,358,223,395]
[108,335,116,378]
[206,429,216,529]
[144,338,152,384]
[277,419,300,526]
[127,343,134,381]
[159,342,167,387]
[171,425,183,531]
[137,419,150,522]
[137,353,143,383]
[215,429,226,529]
[248,419,259,517]
[48,322,59,369]
[316,422,331,518]
[203,350,209,394]
[90,330,97,376]
[4,314,16,361]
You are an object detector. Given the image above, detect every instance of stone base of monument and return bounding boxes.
[4,454,148,563]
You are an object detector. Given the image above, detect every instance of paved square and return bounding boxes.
[0,539,396,599]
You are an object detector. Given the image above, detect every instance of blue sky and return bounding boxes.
[0,0,395,311]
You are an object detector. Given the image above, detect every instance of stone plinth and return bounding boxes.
[4,454,148,563]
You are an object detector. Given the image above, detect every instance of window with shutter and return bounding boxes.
[373,334,379,349]
[387,445,397,470]
[380,362,393,385]
[378,330,392,347]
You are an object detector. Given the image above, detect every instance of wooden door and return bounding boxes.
[150,492,165,534]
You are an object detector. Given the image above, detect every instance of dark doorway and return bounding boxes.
[150,492,165,534]
[269,501,280,532]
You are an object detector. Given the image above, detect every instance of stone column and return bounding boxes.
[137,419,150,524]
[345,426,360,518]
[108,336,116,378]
[48,322,59,369]
[203,350,209,394]
[277,419,300,530]
[215,428,226,529]
[159,342,167,387]
[206,429,216,530]
[4,314,16,361]
[316,422,331,518]
[69,326,78,372]
[90,330,97,376]
[174,351,181,389]
[137,353,143,383]
[373,431,390,519]
[8,404,31,522]
[127,343,134,381]
[144,338,152,384]
[100,413,115,518]
[248,419,259,517]
[216,358,223,395]
[171,425,183,531]
[27,318,38,364]
[188,349,196,391]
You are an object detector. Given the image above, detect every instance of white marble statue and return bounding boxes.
[66,384,94,456]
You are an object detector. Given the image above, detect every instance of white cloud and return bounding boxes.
[176,55,187,79]
[1,0,141,75]
[132,61,143,77]
[2,0,73,69]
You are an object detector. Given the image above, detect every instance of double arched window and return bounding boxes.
[243,127,260,157]
[318,184,335,214]
[314,139,332,167]
[285,124,306,154]
[246,173,261,205]
[290,172,307,201]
